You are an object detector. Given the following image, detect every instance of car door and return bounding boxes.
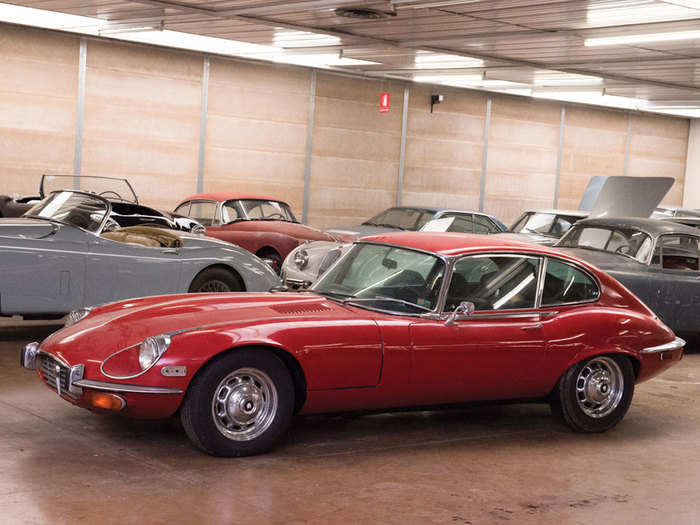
[409,253,548,405]
[647,234,700,332]
[84,235,183,307]
[0,224,87,314]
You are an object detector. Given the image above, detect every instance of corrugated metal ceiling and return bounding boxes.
[4,0,700,115]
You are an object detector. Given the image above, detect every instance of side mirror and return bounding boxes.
[445,301,475,325]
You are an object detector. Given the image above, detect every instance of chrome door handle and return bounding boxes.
[521,323,543,331]
[162,249,178,254]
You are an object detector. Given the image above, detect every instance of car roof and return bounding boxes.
[181,193,286,204]
[521,209,589,217]
[575,216,700,237]
[361,232,569,257]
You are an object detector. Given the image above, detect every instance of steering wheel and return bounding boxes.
[265,212,285,220]
[615,245,631,255]
[99,190,122,199]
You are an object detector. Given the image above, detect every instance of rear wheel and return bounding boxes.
[550,355,634,433]
[180,350,295,456]
[188,267,243,293]
[256,248,283,275]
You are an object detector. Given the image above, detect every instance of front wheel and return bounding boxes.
[180,350,295,456]
[550,355,635,433]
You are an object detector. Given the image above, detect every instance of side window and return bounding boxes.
[474,215,498,234]
[654,235,700,271]
[441,213,474,233]
[551,217,573,236]
[446,255,540,312]
[222,201,243,223]
[189,201,218,226]
[173,201,191,216]
[541,259,599,307]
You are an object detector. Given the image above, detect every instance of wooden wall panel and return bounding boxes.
[0,24,77,197]
[559,106,628,211]
[204,59,310,216]
[308,74,403,229]
[628,113,689,206]
[82,40,202,211]
[402,85,486,213]
[484,97,560,225]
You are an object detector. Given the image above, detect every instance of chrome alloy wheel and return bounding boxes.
[212,368,278,441]
[575,357,624,419]
[198,280,232,292]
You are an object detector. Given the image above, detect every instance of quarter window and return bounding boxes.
[541,259,599,306]
[475,215,498,234]
[653,235,700,271]
[446,255,540,312]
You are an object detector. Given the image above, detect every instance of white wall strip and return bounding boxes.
[396,86,410,206]
[479,98,492,212]
[196,56,210,194]
[302,69,317,224]
[73,37,87,189]
[553,105,566,208]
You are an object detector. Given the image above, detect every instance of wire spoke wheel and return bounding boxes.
[212,367,278,442]
[198,279,232,292]
[574,356,624,419]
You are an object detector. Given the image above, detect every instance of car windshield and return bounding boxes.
[313,243,445,314]
[223,199,297,223]
[362,208,435,230]
[24,191,108,233]
[558,225,653,262]
[41,175,137,203]
[510,212,578,238]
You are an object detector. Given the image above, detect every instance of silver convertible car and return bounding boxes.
[0,190,280,318]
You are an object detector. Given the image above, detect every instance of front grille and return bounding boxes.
[38,354,72,397]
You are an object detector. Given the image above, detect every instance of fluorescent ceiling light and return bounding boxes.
[274,53,379,67]
[586,3,700,26]
[414,74,526,89]
[585,29,700,46]
[273,28,340,48]
[0,2,107,33]
[532,91,645,110]
[532,72,603,86]
[414,50,483,69]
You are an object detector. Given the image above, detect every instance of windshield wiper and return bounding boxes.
[315,290,355,302]
[362,221,379,226]
[374,223,405,230]
[344,295,432,313]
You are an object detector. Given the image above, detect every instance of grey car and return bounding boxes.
[0,190,280,318]
[556,217,700,334]
[283,207,507,288]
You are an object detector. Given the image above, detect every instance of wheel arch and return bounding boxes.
[189,264,246,292]
[547,350,641,398]
[184,344,307,414]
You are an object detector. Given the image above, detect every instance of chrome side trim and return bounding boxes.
[73,379,183,394]
[641,337,686,354]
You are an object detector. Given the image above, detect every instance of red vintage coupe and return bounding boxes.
[173,193,336,272]
[21,233,684,456]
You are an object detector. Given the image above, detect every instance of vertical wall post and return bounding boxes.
[73,37,87,189]
[553,105,566,208]
[623,112,632,176]
[302,70,317,224]
[396,86,409,206]
[196,57,210,194]
[479,97,492,212]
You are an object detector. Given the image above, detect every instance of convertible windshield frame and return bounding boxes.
[40,174,138,204]
[312,240,449,316]
[25,190,112,235]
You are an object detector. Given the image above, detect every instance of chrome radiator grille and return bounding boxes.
[38,354,72,397]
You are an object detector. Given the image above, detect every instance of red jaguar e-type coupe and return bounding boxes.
[174,193,336,272]
[21,233,684,456]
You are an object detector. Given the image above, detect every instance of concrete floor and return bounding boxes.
[1,324,699,525]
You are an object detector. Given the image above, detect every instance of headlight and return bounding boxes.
[191,224,206,235]
[294,249,309,269]
[65,307,92,327]
[138,334,171,371]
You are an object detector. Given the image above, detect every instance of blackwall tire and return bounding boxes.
[188,267,242,293]
[180,349,295,457]
[550,355,635,433]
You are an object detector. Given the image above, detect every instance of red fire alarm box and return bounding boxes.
[379,92,390,113]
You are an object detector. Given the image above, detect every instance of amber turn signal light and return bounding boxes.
[85,391,126,411]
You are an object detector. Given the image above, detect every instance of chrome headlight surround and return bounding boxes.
[294,248,309,270]
[65,307,92,327]
[138,334,172,371]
